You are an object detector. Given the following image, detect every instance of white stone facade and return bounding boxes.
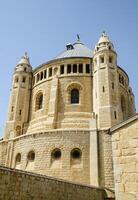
[0,33,136,192]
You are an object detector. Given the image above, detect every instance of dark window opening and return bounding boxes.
[44,70,47,79]
[100,56,104,63]
[37,74,39,82]
[79,64,83,73]
[28,151,35,161]
[60,65,64,74]
[15,76,19,83]
[114,111,117,119]
[71,148,82,159]
[67,64,71,74]
[22,76,26,83]
[86,64,90,73]
[49,68,52,77]
[24,67,27,72]
[11,106,14,112]
[15,153,21,163]
[71,89,79,104]
[109,56,113,63]
[40,72,43,80]
[52,149,61,160]
[73,64,77,73]
[112,82,114,89]
[35,93,43,110]
[19,110,22,115]
[103,86,105,92]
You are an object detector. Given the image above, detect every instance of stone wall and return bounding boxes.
[0,166,109,200]
[111,115,138,200]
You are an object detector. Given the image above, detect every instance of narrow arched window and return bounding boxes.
[35,93,43,111]
[71,89,79,104]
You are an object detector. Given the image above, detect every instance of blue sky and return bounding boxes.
[0,0,138,137]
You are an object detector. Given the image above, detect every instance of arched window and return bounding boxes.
[35,92,43,111]
[71,89,79,104]
[15,153,21,163]
[121,95,126,120]
[27,151,35,161]
[71,148,82,166]
[51,148,61,160]
[15,153,21,169]
[16,125,22,136]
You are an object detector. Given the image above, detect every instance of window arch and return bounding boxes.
[35,92,43,111]
[66,82,83,105]
[27,151,35,161]
[15,153,21,169]
[71,148,82,166]
[71,89,79,104]
[121,95,126,120]
[51,148,61,160]
[16,125,22,136]
[15,153,21,163]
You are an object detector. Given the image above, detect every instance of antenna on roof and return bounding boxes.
[77,34,80,41]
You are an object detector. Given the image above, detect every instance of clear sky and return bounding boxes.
[0,0,138,137]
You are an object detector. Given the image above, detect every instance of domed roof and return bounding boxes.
[98,32,110,44]
[55,39,92,59]
[17,52,31,66]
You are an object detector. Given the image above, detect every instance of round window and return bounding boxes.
[52,149,61,160]
[27,151,35,161]
[71,148,82,159]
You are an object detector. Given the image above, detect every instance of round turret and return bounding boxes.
[94,31,114,53]
[15,52,32,72]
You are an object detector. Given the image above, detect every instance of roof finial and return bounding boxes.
[102,31,107,37]
[24,52,29,59]
[77,34,80,41]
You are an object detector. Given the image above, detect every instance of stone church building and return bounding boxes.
[0,32,137,200]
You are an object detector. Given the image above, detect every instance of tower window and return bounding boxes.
[24,67,27,72]
[60,65,64,75]
[36,74,40,82]
[100,56,104,63]
[109,56,113,63]
[16,126,22,136]
[44,70,47,79]
[71,89,79,104]
[78,64,83,73]
[109,46,111,50]
[49,68,52,77]
[102,86,105,92]
[86,64,90,73]
[67,64,71,74]
[22,76,26,83]
[73,64,77,73]
[40,72,43,80]
[11,106,14,112]
[112,82,114,89]
[35,92,43,111]
[114,111,117,119]
[15,76,19,83]
[19,110,22,115]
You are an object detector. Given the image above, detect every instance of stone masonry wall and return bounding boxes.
[0,166,107,200]
[111,115,138,200]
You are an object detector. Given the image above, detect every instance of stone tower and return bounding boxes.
[4,53,32,139]
[93,32,120,129]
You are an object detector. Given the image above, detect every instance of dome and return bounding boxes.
[17,53,31,66]
[98,32,110,44]
[15,52,32,72]
[55,40,92,59]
